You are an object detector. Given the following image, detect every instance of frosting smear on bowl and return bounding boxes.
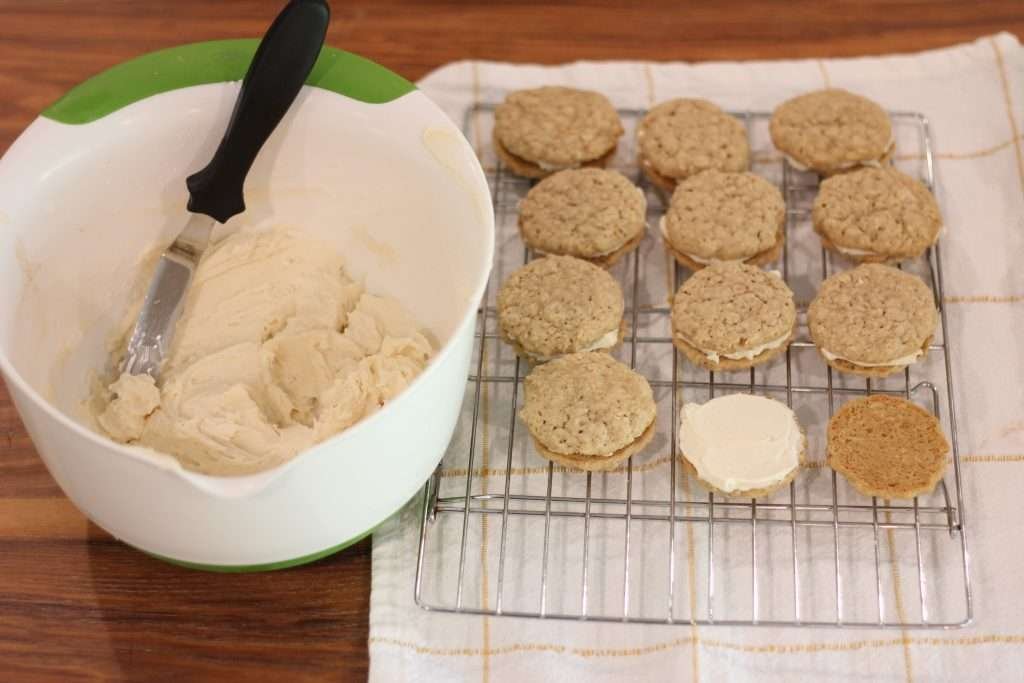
[92,228,433,475]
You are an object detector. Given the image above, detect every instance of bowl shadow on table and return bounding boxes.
[85,522,370,678]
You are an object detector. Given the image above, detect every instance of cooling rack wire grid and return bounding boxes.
[413,104,971,629]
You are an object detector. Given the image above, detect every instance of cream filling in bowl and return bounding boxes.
[678,394,801,494]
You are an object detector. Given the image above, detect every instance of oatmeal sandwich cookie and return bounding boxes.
[671,262,796,371]
[518,168,647,268]
[813,167,941,262]
[637,99,749,191]
[679,393,806,498]
[828,395,949,499]
[493,86,624,179]
[520,352,656,472]
[660,170,785,270]
[770,89,893,175]
[497,255,624,364]
[808,264,936,378]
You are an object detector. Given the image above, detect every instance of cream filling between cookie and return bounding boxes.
[784,137,895,173]
[658,216,741,265]
[678,394,801,494]
[833,244,880,257]
[830,227,944,259]
[530,327,621,363]
[820,346,924,368]
[678,329,791,363]
[784,155,884,173]
[534,240,628,259]
[536,159,582,172]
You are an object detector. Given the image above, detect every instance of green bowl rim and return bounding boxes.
[43,38,415,125]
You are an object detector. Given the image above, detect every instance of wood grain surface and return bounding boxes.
[0,1,1020,680]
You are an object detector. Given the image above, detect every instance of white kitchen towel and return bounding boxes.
[368,33,1024,682]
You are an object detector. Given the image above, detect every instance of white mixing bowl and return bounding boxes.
[0,40,493,570]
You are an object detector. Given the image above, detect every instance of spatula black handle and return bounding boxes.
[186,0,330,223]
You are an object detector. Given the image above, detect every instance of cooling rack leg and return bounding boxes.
[707,493,715,622]
[667,345,679,623]
[872,497,885,625]
[494,246,531,614]
[751,498,759,623]
[790,481,800,623]
[539,463,554,617]
[913,497,928,623]
[581,473,593,618]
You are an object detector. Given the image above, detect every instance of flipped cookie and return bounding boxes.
[519,168,647,267]
[497,255,624,363]
[679,393,806,498]
[637,99,749,191]
[660,170,785,270]
[813,167,941,262]
[808,264,936,378]
[493,86,624,179]
[520,352,656,471]
[828,395,949,499]
[671,262,796,371]
[770,89,893,175]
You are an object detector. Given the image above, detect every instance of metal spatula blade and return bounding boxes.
[121,214,215,376]
[120,0,330,379]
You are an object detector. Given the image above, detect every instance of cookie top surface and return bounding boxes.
[497,255,624,358]
[813,167,941,258]
[828,395,949,498]
[808,264,936,365]
[520,352,656,457]
[770,89,892,173]
[519,168,647,258]
[493,87,624,167]
[671,262,796,354]
[663,171,785,261]
[637,99,750,181]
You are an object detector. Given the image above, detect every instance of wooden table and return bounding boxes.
[0,1,1019,679]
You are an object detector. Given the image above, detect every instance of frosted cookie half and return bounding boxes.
[678,393,805,498]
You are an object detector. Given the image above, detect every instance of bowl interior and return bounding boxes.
[0,81,491,427]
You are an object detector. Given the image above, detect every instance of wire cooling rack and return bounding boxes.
[413,104,971,629]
